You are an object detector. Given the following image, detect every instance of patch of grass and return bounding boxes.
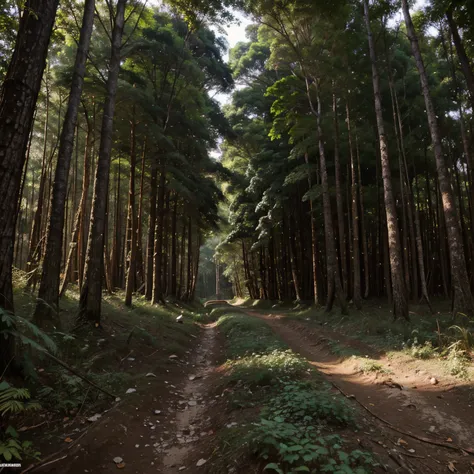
[358,359,392,375]
[217,313,286,358]
[407,341,437,360]
[224,350,308,388]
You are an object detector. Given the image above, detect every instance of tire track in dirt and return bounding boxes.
[160,324,220,473]
[248,310,474,474]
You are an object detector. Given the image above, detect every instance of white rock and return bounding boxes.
[430,377,438,385]
[87,414,101,422]
[126,388,137,394]
[113,457,123,464]
[154,410,161,415]
[196,458,207,467]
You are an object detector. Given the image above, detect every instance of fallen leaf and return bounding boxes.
[448,461,457,472]
[116,462,125,469]
[64,437,73,443]
[146,373,156,378]
[446,437,453,443]
[397,438,408,446]
[87,414,102,422]
[169,354,178,359]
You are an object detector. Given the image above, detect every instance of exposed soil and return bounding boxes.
[21,322,222,474]
[23,307,474,474]
[249,310,474,474]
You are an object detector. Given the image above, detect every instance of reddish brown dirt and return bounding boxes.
[21,324,222,474]
[249,310,474,474]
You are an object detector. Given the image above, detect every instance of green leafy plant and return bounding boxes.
[0,382,41,462]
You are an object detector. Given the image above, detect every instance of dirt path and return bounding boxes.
[249,311,474,474]
[160,324,219,473]
[34,324,221,474]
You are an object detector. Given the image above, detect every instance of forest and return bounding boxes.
[1,0,474,472]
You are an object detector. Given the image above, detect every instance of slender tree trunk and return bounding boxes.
[34,0,95,324]
[346,99,362,309]
[333,93,348,296]
[125,112,137,306]
[26,77,50,290]
[135,138,146,290]
[403,0,474,316]
[152,165,166,304]
[145,160,157,300]
[316,87,347,313]
[60,120,92,296]
[364,0,408,320]
[79,0,127,323]
[356,133,370,299]
[170,195,178,296]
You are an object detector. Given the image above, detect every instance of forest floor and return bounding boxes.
[9,294,474,474]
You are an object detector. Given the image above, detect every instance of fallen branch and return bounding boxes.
[41,350,116,399]
[18,421,47,432]
[20,429,88,473]
[331,382,474,456]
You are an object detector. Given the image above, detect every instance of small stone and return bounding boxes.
[196,459,207,467]
[188,400,197,406]
[179,467,186,471]
[88,414,101,422]
[169,354,178,359]
[176,315,184,324]
[113,457,123,464]
[154,410,161,415]
[430,377,438,385]
[126,388,137,394]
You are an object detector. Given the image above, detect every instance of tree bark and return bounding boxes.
[34,0,95,325]
[124,111,137,307]
[79,0,127,323]
[152,164,166,304]
[145,160,157,300]
[402,0,474,316]
[0,0,59,373]
[364,0,408,320]
[346,99,362,309]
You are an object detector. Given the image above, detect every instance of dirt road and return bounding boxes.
[250,310,474,474]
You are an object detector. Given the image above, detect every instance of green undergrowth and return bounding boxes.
[212,313,376,474]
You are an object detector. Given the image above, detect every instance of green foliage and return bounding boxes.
[0,382,41,462]
[358,359,391,375]
[261,381,354,427]
[0,381,41,416]
[224,349,308,387]
[251,382,373,473]
[217,313,286,358]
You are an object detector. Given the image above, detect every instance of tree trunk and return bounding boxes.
[145,160,157,300]
[79,0,127,323]
[346,99,362,309]
[152,164,166,304]
[60,121,92,296]
[333,93,348,297]
[403,0,474,316]
[0,0,59,373]
[26,75,50,290]
[364,0,408,320]
[124,112,137,306]
[135,138,147,290]
[170,195,178,296]
[34,0,95,324]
